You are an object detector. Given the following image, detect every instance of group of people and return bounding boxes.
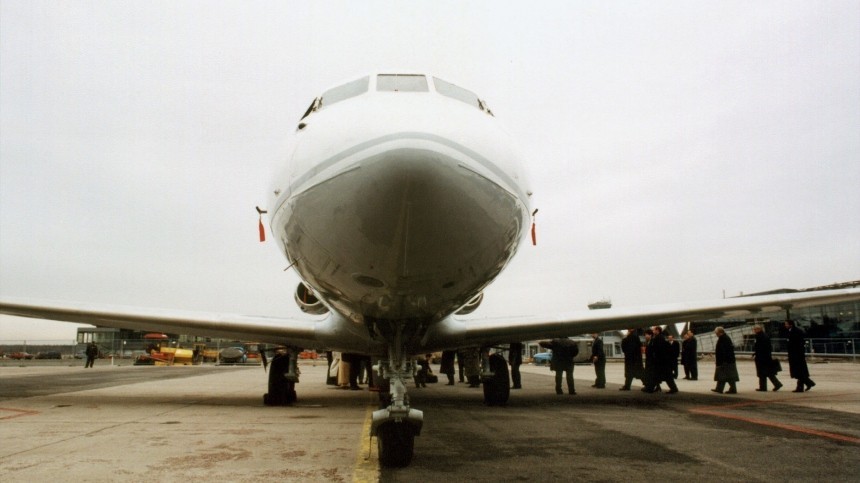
[327,352,373,390]
[437,348,499,388]
[543,320,815,396]
[708,320,815,394]
[328,320,816,397]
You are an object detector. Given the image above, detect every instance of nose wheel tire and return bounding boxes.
[377,421,416,467]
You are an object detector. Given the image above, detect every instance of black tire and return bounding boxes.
[483,353,510,406]
[264,354,294,406]
[377,421,415,467]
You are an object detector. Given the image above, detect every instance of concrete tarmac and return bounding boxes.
[1,358,858,482]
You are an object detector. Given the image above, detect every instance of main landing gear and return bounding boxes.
[481,352,510,406]
[263,349,299,406]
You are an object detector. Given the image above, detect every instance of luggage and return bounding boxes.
[770,358,782,373]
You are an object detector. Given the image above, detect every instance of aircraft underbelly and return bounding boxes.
[284,147,524,321]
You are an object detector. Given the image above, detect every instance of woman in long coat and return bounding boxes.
[712,327,739,394]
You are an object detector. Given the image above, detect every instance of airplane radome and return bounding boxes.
[2,73,859,467]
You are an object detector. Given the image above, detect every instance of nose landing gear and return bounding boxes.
[371,337,424,467]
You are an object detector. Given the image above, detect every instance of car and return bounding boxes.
[35,351,62,359]
[219,347,247,364]
[532,352,552,365]
[8,351,35,360]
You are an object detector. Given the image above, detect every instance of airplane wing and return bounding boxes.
[426,288,860,349]
[5,288,859,353]
[0,298,320,348]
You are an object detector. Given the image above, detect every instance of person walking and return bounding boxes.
[642,329,659,392]
[712,327,739,394]
[509,342,523,389]
[785,320,816,392]
[620,329,643,390]
[652,327,679,394]
[456,349,466,383]
[539,338,578,395]
[84,342,98,368]
[667,334,680,379]
[440,350,456,385]
[590,333,606,388]
[414,354,431,388]
[463,347,482,387]
[752,325,783,391]
[681,331,698,380]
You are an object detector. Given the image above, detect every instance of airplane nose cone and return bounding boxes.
[284,145,525,319]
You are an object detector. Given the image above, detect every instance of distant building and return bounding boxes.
[75,327,239,358]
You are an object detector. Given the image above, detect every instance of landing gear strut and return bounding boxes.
[370,329,424,467]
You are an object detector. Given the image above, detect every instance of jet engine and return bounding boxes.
[294,283,329,315]
[455,293,483,315]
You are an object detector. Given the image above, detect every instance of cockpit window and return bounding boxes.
[377,74,429,92]
[320,76,369,108]
[433,77,481,109]
[433,77,493,115]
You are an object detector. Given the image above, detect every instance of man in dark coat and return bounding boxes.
[650,327,679,394]
[620,329,643,390]
[590,334,606,388]
[642,329,658,392]
[667,334,681,379]
[509,342,523,389]
[84,342,98,368]
[539,338,578,395]
[753,325,782,391]
[456,350,466,383]
[681,330,698,380]
[785,320,815,392]
[712,327,739,394]
[440,350,456,385]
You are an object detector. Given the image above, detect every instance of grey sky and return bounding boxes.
[2,1,858,341]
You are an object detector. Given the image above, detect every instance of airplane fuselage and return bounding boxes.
[269,74,531,330]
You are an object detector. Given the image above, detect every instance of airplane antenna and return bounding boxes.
[530,209,538,246]
[256,206,268,242]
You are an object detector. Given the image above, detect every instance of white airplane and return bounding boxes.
[3,73,859,467]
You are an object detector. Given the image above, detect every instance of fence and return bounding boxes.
[736,337,860,360]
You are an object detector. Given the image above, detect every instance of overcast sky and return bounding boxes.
[2,1,858,341]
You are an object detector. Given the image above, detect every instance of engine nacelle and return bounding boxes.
[294,283,329,315]
[455,293,483,315]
